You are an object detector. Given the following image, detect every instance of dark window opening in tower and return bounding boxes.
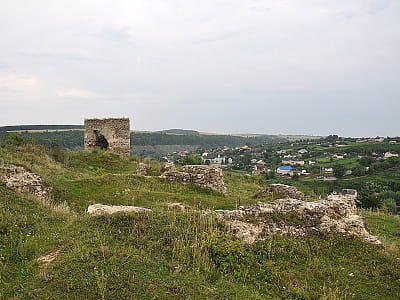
[94,130,109,150]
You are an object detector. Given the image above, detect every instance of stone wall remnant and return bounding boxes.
[84,118,130,156]
[254,184,305,200]
[161,162,176,173]
[1,165,50,200]
[160,165,227,194]
[87,204,152,216]
[215,193,381,245]
[136,162,150,176]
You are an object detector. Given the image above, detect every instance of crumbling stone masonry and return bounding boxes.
[215,191,381,245]
[160,165,227,194]
[87,204,152,216]
[161,162,176,173]
[254,183,305,200]
[1,165,50,200]
[136,162,150,176]
[84,118,130,156]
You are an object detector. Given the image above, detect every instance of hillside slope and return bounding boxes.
[0,126,294,154]
[1,141,399,299]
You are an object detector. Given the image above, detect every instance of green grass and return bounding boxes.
[314,157,359,169]
[362,210,400,251]
[1,144,400,299]
[0,185,71,297]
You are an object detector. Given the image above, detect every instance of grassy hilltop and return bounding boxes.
[1,139,400,299]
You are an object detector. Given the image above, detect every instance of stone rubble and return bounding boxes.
[166,202,191,212]
[215,192,381,245]
[136,162,150,176]
[160,165,227,194]
[1,165,50,200]
[254,183,305,200]
[161,162,176,173]
[37,249,62,264]
[87,204,152,216]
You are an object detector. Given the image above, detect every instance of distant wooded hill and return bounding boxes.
[0,125,84,131]
[0,125,317,154]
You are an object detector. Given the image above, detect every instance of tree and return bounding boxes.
[351,166,365,177]
[265,170,275,180]
[182,154,202,165]
[333,164,346,178]
[292,173,300,181]
[381,198,397,214]
[359,156,374,167]
[6,133,24,146]
[357,189,382,209]
[326,134,339,142]
[357,181,386,209]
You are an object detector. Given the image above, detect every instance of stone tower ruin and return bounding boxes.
[84,118,130,156]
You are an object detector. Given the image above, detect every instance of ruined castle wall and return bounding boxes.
[215,187,381,245]
[160,165,227,194]
[84,118,130,156]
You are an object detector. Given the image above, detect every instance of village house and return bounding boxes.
[178,151,189,157]
[341,189,358,198]
[384,152,399,159]
[283,154,297,159]
[298,149,308,154]
[202,154,226,165]
[252,160,267,174]
[282,159,305,166]
[256,160,266,166]
[276,165,294,176]
[300,169,310,175]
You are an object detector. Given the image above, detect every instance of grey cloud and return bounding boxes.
[19,51,95,62]
[0,0,399,136]
[191,31,243,44]
[101,25,131,42]
[366,0,391,13]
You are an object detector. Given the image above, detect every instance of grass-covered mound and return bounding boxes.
[1,141,399,299]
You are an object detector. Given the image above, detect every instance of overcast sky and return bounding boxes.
[0,0,399,137]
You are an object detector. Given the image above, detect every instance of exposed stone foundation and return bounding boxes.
[87,204,152,216]
[215,192,381,245]
[161,162,176,173]
[254,183,305,200]
[136,162,150,176]
[1,165,50,200]
[160,165,227,194]
[84,118,130,156]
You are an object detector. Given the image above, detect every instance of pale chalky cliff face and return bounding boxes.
[84,118,130,156]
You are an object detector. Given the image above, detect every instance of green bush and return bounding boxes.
[381,198,397,214]
[182,154,202,165]
[5,133,24,146]
[208,232,249,275]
